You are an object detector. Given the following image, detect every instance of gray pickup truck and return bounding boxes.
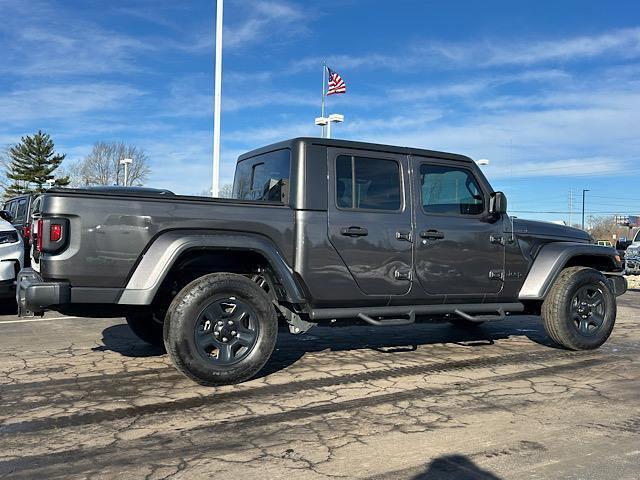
[17,138,627,386]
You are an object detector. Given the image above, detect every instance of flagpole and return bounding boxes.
[321,61,326,138]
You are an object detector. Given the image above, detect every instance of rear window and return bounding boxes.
[232,149,290,202]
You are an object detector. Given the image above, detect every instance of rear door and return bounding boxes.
[412,157,505,295]
[327,148,413,296]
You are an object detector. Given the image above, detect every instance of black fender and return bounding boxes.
[518,242,622,300]
[117,230,305,305]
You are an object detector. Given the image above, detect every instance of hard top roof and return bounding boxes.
[238,137,474,163]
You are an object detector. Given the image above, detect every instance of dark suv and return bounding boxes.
[17,138,626,385]
[3,194,36,264]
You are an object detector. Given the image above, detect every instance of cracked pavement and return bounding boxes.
[0,291,639,479]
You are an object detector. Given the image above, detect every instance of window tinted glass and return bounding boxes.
[421,164,484,215]
[15,198,27,222]
[336,156,401,211]
[232,149,290,202]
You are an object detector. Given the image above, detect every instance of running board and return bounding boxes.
[357,311,416,327]
[454,308,507,323]
[309,302,524,321]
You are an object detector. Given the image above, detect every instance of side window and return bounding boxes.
[5,201,15,217]
[15,199,28,223]
[336,155,401,211]
[421,164,484,215]
[232,149,290,202]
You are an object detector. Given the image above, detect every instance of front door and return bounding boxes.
[413,157,505,295]
[327,149,413,296]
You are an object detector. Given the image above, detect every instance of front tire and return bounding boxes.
[542,266,616,350]
[164,273,278,386]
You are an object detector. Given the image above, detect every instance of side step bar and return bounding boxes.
[310,302,524,326]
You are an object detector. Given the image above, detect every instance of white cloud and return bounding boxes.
[0,84,145,122]
[224,0,310,50]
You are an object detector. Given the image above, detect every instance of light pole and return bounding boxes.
[581,189,590,230]
[120,158,133,186]
[327,114,344,139]
[212,0,223,197]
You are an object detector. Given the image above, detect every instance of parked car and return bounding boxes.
[624,229,640,258]
[16,138,626,386]
[3,194,37,265]
[0,210,24,298]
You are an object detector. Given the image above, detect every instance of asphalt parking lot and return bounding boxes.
[0,290,639,480]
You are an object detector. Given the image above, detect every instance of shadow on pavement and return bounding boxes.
[97,315,557,378]
[413,454,501,479]
[96,324,165,357]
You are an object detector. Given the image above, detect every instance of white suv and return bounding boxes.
[0,214,24,298]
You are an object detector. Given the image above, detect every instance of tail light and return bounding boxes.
[36,218,43,251]
[50,224,62,242]
[36,218,68,253]
[23,224,31,239]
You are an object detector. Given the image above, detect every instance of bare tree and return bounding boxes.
[219,183,233,198]
[76,141,151,186]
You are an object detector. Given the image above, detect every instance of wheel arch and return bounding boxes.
[518,242,622,301]
[117,230,306,306]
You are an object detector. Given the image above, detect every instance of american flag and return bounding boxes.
[326,67,346,95]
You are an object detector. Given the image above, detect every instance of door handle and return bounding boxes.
[340,226,369,237]
[420,229,445,240]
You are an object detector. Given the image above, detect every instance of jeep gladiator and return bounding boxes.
[17,138,627,385]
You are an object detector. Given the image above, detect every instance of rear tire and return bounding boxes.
[164,273,278,386]
[542,266,616,350]
[126,311,165,347]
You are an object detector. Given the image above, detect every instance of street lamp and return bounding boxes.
[314,116,328,137]
[327,114,344,139]
[120,158,133,186]
[582,189,590,231]
[476,159,490,166]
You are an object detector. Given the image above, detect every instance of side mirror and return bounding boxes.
[0,210,13,223]
[489,192,507,215]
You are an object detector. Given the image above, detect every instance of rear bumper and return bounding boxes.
[605,273,627,297]
[16,268,70,316]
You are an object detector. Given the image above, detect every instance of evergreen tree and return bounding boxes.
[4,131,70,197]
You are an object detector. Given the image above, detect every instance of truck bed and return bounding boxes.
[38,189,295,288]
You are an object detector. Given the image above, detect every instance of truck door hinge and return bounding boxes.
[394,269,412,281]
[489,270,505,281]
[490,235,505,246]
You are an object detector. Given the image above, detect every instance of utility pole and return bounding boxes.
[581,189,590,231]
[212,0,223,197]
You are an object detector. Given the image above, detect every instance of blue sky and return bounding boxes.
[1,0,640,223]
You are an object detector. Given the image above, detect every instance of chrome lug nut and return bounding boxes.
[228,320,234,325]
[214,331,220,336]
[231,330,237,336]
[222,337,228,342]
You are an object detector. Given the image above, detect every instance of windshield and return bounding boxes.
[634,230,640,243]
[232,149,290,202]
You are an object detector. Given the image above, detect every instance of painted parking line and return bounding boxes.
[0,316,81,324]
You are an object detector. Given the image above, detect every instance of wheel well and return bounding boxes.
[564,255,616,272]
[151,249,280,312]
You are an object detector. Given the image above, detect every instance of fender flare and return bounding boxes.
[117,230,305,305]
[518,242,620,300]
